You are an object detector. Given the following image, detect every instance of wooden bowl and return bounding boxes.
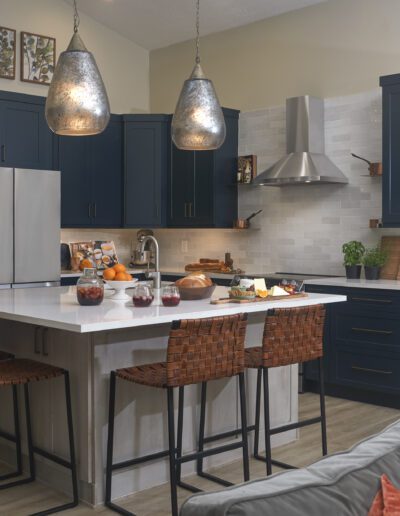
[176,283,216,301]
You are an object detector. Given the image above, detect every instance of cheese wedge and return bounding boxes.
[270,285,289,296]
[254,278,267,291]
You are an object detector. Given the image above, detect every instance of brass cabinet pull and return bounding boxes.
[351,365,393,375]
[351,297,393,304]
[351,327,393,335]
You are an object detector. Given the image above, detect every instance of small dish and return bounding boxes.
[105,279,138,301]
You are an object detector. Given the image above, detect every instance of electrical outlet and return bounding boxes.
[181,240,188,253]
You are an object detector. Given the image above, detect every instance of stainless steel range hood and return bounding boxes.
[253,96,348,186]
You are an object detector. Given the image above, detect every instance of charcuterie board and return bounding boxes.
[210,293,308,304]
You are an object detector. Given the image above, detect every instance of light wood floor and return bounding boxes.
[0,394,399,515]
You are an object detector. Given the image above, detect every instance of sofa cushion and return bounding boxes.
[180,419,400,516]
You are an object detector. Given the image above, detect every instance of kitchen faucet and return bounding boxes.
[138,235,161,289]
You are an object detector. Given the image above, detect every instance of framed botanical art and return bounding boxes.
[0,26,16,80]
[21,31,55,85]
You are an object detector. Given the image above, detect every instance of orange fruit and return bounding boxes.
[80,258,94,271]
[113,263,126,273]
[124,273,133,281]
[103,268,116,280]
[115,272,128,281]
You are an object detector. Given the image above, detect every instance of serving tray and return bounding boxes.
[210,293,308,304]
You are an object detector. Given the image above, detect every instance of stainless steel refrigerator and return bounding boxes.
[0,167,60,288]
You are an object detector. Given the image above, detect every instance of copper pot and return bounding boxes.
[351,153,382,176]
[234,209,262,229]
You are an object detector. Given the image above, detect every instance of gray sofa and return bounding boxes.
[180,419,400,516]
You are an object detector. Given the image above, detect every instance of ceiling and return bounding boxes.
[64,0,328,50]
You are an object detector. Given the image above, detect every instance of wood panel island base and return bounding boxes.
[0,286,345,507]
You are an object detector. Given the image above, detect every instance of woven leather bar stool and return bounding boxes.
[105,313,249,516]
[0,358,78,515]
[0,350,22,484]
[246,304,327,475]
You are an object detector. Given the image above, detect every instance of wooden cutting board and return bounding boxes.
[380,236,400,280]
[210,293,308,304]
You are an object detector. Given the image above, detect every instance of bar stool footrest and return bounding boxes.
[29,500,80,516]
[105,501,136,516]
[253,452,297,470]
[197,471,233,487]
[0,475,34,491]
[111,449,170,472]
[177,480,203,493]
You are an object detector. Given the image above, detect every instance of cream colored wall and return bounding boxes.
[150,0,400,112]
[0,0,149,113]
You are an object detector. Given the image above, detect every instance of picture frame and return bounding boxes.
[20,31,56,85]
[0,26,16,80]
[238,155,257,184]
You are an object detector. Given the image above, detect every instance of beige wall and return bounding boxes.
[150,0,400,112]
[0,0,149,113]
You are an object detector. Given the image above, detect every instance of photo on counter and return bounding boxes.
[0,26,16,79]
[21,31,55,85]
[93,241,119,269]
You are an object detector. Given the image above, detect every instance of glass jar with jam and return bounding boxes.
[76,268,104,306]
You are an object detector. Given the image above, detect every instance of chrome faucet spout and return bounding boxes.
[139,235,161,289]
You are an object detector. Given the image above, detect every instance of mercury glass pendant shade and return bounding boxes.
[172,62,226,151]
[45,32,110,136]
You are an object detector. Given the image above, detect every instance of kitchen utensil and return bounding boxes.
[177,283,216,300]
[210,292,308,304]
[105,279,138,301]
[351,153,382,176]
[234,209,263,229]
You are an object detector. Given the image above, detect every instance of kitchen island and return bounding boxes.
[0,286,345,506]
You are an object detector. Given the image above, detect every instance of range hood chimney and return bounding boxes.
[253,96,348,186]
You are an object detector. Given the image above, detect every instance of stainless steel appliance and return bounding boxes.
[130,229,155,267]
[0,167,60,288]
[253,96,348,186]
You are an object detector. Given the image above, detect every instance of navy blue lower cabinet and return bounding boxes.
[304,285,400,408]
[124,115,170,228]
[0,92,53,170]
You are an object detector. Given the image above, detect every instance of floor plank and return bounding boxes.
[0,394,398,515]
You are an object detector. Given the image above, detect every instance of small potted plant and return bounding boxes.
[342,241,365,279]
[362,247,388,280]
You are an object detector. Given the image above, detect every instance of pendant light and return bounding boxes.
[45,0,110,136]
[171,0,226,151]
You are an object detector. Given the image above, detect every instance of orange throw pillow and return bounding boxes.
[369,475,400,516]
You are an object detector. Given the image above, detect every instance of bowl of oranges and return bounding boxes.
[103,264,138,301]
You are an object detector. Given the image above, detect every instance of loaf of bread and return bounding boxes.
[175,272,213,288]
[185,261,224,271]
[199,258,220,264]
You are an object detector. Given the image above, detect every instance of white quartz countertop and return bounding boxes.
[305,277,400,290]
[0,286,346,334]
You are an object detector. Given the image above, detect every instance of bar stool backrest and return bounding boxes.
[262,305,326,367]
[166,313,248,387]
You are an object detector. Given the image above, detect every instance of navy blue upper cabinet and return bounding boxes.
[56,115,123,228]
[123,115,170,228]
[0,91,53,170]
[168,108,239,228]
[380,74,400,227]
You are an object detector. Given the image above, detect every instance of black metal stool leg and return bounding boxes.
[0,385,23,482]
[167,387,178,516]
[253,368,262,458]
[196,382,206,476]
[319,358,328,456]
[24,383,35,482]
[238,372,250,481]
[263,367,272,475]
[176,386,184,482]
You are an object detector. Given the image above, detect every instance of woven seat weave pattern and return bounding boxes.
[0,359,65,386]
[116,313,248,388]
[245,305,326,369]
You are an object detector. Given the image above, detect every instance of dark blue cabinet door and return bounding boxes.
[124,117,169,228]
[381,80,400,226]
[168,144,195,227]
[192,151,214,226]
[58,136,92,227]
[0,99,53,169]
[91,118,123,227]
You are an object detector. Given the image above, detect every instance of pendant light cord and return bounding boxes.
[195,0,200,64]
[73,0,80,33]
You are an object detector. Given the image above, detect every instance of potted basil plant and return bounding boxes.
[362,247,388,280]
[342,241,365,279]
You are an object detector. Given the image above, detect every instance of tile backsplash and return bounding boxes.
[62,89,400,276]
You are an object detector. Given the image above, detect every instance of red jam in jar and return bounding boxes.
[76,268,104,306]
